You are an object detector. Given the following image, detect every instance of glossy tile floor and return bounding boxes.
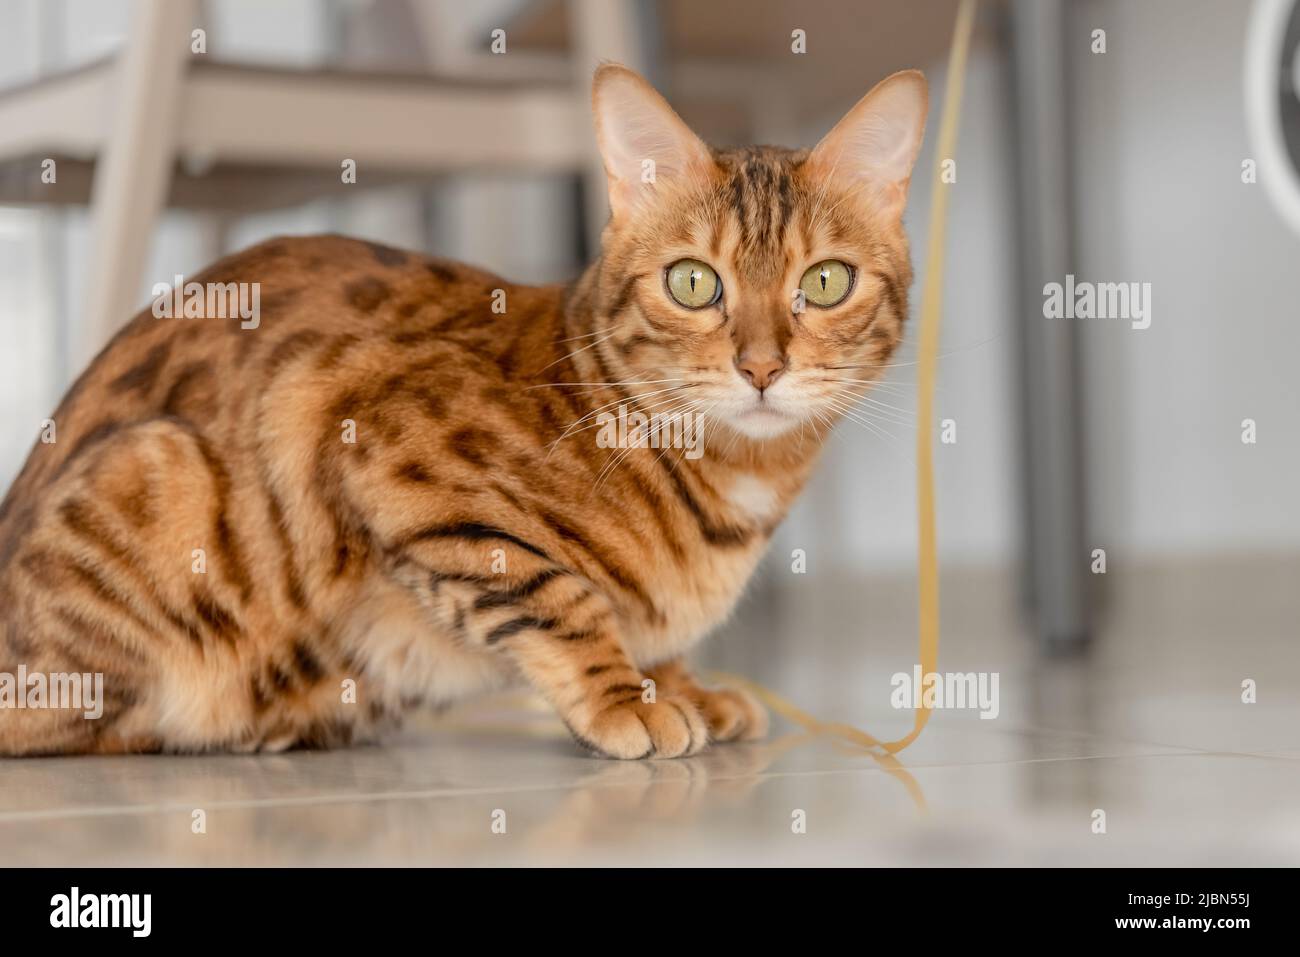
[3,559,1298,866]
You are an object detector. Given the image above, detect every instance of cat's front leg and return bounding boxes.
[488,577,712,758]
[395,551,707,758]
[644,659,769,743]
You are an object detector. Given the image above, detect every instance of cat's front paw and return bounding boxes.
[578,694,708,759]
[689,686,769,743]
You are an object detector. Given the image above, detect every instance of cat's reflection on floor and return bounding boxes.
[0,720,927,864]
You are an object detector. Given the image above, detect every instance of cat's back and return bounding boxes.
[0,234,561,559]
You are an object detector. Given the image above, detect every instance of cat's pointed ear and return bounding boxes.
[808,70,928,217]
[592,63,712,218]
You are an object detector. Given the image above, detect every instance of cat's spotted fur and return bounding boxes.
[0,65,926,757]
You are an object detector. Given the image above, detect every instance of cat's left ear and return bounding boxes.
[808,70,929,218]
[592,63,713,218]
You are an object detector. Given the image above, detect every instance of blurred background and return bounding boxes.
[0,0,1298,865]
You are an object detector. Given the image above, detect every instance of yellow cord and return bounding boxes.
[710,0,978,758]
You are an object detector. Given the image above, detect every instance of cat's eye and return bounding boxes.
[799,260,854,307]
[665,259,722,309]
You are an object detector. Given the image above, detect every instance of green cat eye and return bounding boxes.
[799,260,854,307]
[665,259,722,309]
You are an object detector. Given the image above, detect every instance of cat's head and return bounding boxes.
[589,64,927,441]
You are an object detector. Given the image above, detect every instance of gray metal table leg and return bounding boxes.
[1008,0,1091,652]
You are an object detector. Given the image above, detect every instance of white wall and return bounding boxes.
[785,0,1300,575]
[1074,0,1300,557]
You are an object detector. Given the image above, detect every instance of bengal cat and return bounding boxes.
[0,65,927,757]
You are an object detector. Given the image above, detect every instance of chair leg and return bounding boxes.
[568,0,663,251]
[80,0,197,363]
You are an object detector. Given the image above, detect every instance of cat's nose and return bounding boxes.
[734,353,787,392]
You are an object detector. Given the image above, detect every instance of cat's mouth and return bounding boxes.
[724,398,801,438]
[738,402,789,420]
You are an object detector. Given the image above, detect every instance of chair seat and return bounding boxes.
[0,58,589,211]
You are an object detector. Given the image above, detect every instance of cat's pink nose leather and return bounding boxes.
[735,354,787,391]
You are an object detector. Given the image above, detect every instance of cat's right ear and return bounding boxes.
[592,64,712,219]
